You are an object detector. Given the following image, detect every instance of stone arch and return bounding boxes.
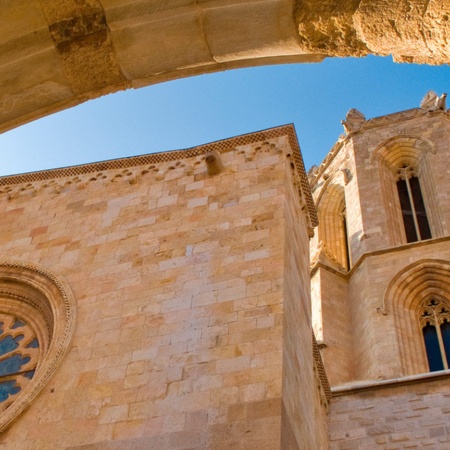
[371,135,444,245]
[382,259,450,375]
[370,135,435,168]
[2,1,450,135]
[316,172,349,270]
[0,261,76,431]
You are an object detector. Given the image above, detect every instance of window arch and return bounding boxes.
[382,259,450,376]
[371,136,445,246]
[418,297,450,371]
[0,261,76,431]
[316,173,350,271]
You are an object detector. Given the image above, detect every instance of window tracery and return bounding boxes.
[382,259,450,376]
[0,315,40,412]
[0,261,76,431]
[371,136,445,246]
[418,297,450,371]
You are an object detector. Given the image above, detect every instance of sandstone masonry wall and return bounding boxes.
[0,128,322,449]
[281,160,329,449]
[329,377,450,449]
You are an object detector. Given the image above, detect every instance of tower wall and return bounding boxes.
[311,104,450,448]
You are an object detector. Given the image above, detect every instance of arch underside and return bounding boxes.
[1,0,450,134]
[317,181,348,270]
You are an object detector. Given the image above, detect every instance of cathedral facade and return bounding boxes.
[0,94,449,448]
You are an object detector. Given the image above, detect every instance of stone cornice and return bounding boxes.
[332,369,450,397]
[0,125,318,228]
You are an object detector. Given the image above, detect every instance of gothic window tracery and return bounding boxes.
[418,298,450,371]
[0,262,76,432]
[383,260,450,376]
[0,315,39,412]
[371,136,445,246]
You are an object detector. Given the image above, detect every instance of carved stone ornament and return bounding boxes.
[0,261,76,431]
[341,109,366,134]
[420,90,447,111]
[310,241,346,272]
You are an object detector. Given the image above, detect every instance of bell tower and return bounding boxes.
[311,91,450,448]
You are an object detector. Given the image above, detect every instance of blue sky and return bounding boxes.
[0,55,449,176]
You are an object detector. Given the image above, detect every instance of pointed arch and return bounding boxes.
[316,171,350,270]
[383,259,450,375]
[371,136,444,245]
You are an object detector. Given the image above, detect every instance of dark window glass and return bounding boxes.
[396,179,417,242]
[423,324,444,371]
[440,320,450,365]
[409,177,432,240]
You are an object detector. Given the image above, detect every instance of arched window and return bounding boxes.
[371,136,445,246]
[0,315,40,410]
[0,262,76,431]
[418,297,450,371]
[395,164,431,242]
[382,260,450,376]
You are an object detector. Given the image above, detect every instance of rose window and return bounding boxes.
[0,315,40,413]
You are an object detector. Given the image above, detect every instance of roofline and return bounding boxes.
[0,125,318,228]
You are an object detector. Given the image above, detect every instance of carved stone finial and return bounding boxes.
[420,90,447,111]
[436,93,447,110]
[341,109,366,134]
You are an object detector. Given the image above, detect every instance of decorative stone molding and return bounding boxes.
[381,259,450,376]
[0,261,76,431]
[0,125,318,227]
[370,134,445,246]
[312,331,331,404]
[313,172,349,271]
[310,241,347,273]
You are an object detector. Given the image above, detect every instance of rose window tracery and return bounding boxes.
[0,261,76,432]
[0,315,40,413]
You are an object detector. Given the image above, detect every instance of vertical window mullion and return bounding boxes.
[409,176,432,240]
[440,321,450,368]
[420,299,450,372]
[396,165,432,243]
[397,178,417,242]
[404,176,422,240]
[435,324,449,370]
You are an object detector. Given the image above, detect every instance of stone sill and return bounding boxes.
[331,369,450,397]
